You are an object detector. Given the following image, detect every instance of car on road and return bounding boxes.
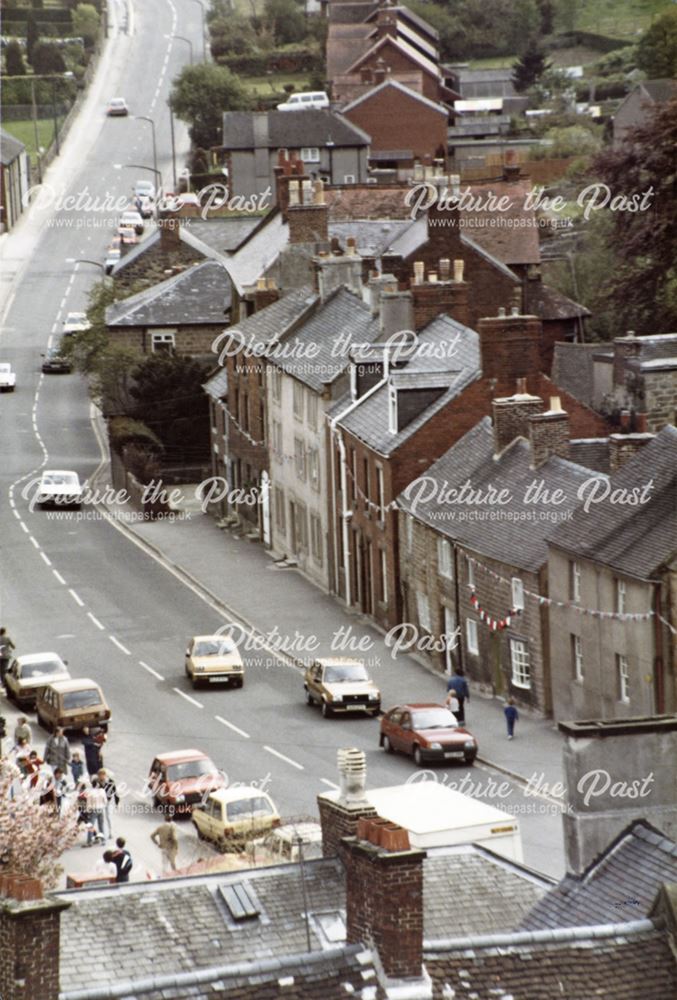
[36,678,111,734]
[379,703,478,766]
[148,749,226,813]
[0,362,17,391]
[277,91,329,111]
[133,179,155,200]
[192,786,280,850]
[5,652,71,709]
[62,312,91,336]
[35,470,84,508]
[117,223,138,245]
[104,244,121,274]
[303,657,381,717]
[107,97,129,116]
[119,208,144,235]
[184,634,244,689]
[41,345,72,374]
[136,195,154,219]
[247,821,323,865]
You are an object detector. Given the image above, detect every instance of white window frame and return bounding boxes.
[271,368,282,404]
[307,392,318,429]
[438,538,453,580]
[511,577,524,611]
[466,618,479,656]
[151,330,175,354]
[388,385,397,433]
[380,548,388,604]
[343,173,356,184]
[272,419,283,457]
[310,513,323,565]
[466,557,475,589]
[571,561,581,603]
[294,437,306,481]
[618,654,630,703]
[301,146,320,163]
[510,639,531,689]
[572,634,583,683]
[406,514,414,550]
[417,591,431,633]
[616,578,626,614]
[308,448,320,492]
[293,381,304,421]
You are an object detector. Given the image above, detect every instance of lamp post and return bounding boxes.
[114,162,163,193]
[170,34,194,64]
[186,0,207,62]
[132,115,159,189]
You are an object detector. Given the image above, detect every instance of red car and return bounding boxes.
[379,703,478,766]
[147,749,226,814]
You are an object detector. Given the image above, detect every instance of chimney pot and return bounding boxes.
[439,258,451,279]
[549,396,563,412]
[413,261,425,285]
[511,306,520,317]
[516,377,527,394]
[453,259,464,283]
[498,307,506,317]
[428,272,438,283]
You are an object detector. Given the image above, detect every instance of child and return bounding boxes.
[70,751,84,787]
[446,689,461,721]
[504,698,519,740]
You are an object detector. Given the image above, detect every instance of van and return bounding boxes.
[276,91,330,111]
[192,786,280,850]
[36,678,111,734]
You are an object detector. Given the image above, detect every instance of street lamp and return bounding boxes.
[113,162,163,192]
[131,115,159,188]
[169,34,194,64]
[66,258,112,283]
[186,0,207,62]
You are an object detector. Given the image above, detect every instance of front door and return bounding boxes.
[289,501,297,556]
[260,470,270,546]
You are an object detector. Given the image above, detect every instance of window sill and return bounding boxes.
[511,679,531,690]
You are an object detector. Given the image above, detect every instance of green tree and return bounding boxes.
[130,354,211,459]
[170,63,250,148]
[72,3,100,47]
[264,0,306,45]
[31,42,67,74]
[636,9,677,78]
[4,40,27,76]
[543,124,602,157]
[513,41,551,91]
[210,15,258,59]
[26,12,40,64]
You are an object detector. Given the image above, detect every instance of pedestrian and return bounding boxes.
[446,670,470,724]
[76,782,97,847]
[51,767,69,814]
[0,628,15,689]
[446,688,460,721]
[70,751,85,787]
[22,750,44,789]
[87,779,107,843]
[150,813,179,872]
[109,839,133,883]
[98,851,119,881]
[44,727,71,772]
[504,698,519,740]
[81,727,106,776]
[97,767,119,840]
[13,717,32,746]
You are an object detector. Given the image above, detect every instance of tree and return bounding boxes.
[4,40,26,76]
[26,12,40,64]
[31,42,67,74]
[590,97,677,335]
[170,63,250,149]
[130,354,211,459]
[513,41,551,91]
[72,3,100,47]
[210,14,258,59]
[0,761,79,889]
[264,0,306,45]
[636,9,677,78]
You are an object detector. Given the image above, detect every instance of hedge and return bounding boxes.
[216,48,323,75]
[109,417,163,455]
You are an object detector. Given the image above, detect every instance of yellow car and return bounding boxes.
[192,787,280,851]
[184,634,244,689]
[303,657,381,718]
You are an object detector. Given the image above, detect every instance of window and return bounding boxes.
[151,330,175,354]
[308,448,320,491]
[617,654,630,703]
[388,385,397,433]
[307,392,318,429]
[274,486,286,535]
[510,639,531,689]
[466,618,478,656]
[376,465,385,522]
[271,368,282,404]
[572,634,583,683]
[293,381,304,421]
[438,538,453,579]
[296,502,308,552]
[406,514,414,550]
[272,420,283,457]
[466,557,475,589]
[379,548,387,603]
[310,514,323,565]
[294,437,306,481]
[363,457,370,508]
[242,392,250,431]
[351,449,357,506]
[417,591,431,633]
[301,146,320,163]
[511,577,524,611]
[570,561,581,603]
[616,578,626,614]
[343,174,356,184]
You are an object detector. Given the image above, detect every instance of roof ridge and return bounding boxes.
[423,917,657,952]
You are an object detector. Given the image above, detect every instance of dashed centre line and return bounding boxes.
[214,715,250,739]
[53,570,67,585]
[173,687,203,709]
[263,746,304,771]
[40,551,52,566]
[109,635,131,655]
[139,660,165,681]
[69,589,85,607]
[87,612,105,631]
[29,535,40,549]
[320,778,339,790]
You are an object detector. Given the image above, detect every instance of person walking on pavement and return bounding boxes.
[44,727,71,772]
[504,698,519,740]
[110,838,133,883]
[97,767,119,840]
[87,779,107,843]
[70,750,84,787]
[14,717,32,746]
[151,813,179,872]
[82,727,106,776]
[445,688,460,721]
[51,767,69,814]
[446,670,469,724]
[0,628,15,689]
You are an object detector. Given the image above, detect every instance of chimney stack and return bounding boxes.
[158,212,181,253]
[273,151,308,220]
[411,257,469,331]
[317,749,377,859]
[613,330,643,386]
[380,289,414,340]
[528,396,570,467]
[608,430,655,471]
[492,380,544,455]
[251,276,280,313]
[0,877,70,1000]
[477,308,543,390]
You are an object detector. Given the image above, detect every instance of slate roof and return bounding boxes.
[223,211,291,294]
[456,178,541,266]
[568,437,610,474]
[383,214,523,279]
[0,127,25,165]
[105,261,231,327]
[342,77,448,115]
[222,110,371,151]
[266,287,380,392]
[330,313,481,456]
[364,3,440,42]
[397,417,594,572]
[525,279,591,319]
[548,424,677,579]
[220,286,317,354]
[521,821,677,932]
[182,216,261,253]
[326,22,373,79]
[639,78,677,103]
[425,920,677,1000]
[329,219,413,255]
[203,367,228,401]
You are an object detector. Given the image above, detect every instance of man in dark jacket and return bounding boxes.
[82,727,106,776]
[0,628,15,689]
[446,670,470,723]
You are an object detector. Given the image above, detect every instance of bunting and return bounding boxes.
[470,589,522,631]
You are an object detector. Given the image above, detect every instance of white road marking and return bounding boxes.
[29,536,40,549]
[173,687,203,709]
[214,715,250,739]
[109,635,131,655]
[263,746,304,771]
[20,520,28,532]
[14,509,22,521]
[320,778,339,789]
[139,660,165,681]
[40,551,52,566]
[69,589,84,607]
[87,612,105,630]
[53,569,67,585]
[9,497,15,508]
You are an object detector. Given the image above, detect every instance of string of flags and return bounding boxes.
[470,589,522,631]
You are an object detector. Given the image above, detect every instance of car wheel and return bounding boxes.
[235,677,244,689]
[191,677,199,690]
[464,754,476,766]
[37,711,49,731]
[382,734,393,754]
[305,689,314,706]
[413,745,424,767]
[321,700,332,719]
[370,705,381,717]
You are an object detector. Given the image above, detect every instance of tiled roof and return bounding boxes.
[364,3,440,42]
[329,218,413,254]
[521,821,677,931]
[640,78,677,103]
[105,261,231,327]
[526,279,591,319]
[551,342,600,408]
[0,127,25,164]
[344,32,440,80]
[342,78,448,115]
[325,185,412,220]
[426,920,677,1000]
[182,216,261,253]
[220,286,317,354]
[222,110,370,151]
[329,1,377,25]
[266,287,380,392]
[397,417,593,571]
[203,367,228,400]
[327,22,373,79]
[457,179,540,266]
[548,424,677,579]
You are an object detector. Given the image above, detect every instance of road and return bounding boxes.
[0,0,566,883]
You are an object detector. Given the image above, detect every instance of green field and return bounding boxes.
[2,119,56,156]
[575,0,672,40]
[240,72,311,96]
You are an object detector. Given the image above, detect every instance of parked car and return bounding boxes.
[147,750,226,813]
[5,652,70,709]
[192,786,280,850]
[247,821,323,865]
[277,91,329,111]
[133,179,155,200]
[62,312,90,336]
[36,678,111,734]
[379,703,478,766]
[107,97,128,116]
[117,224,138,245]
[303,657,381,717]
[0,362,17,391]
[184,634,244,689]
[136,195,154,219]
[119,208,144,235]
[35,470,83,508]
[41,346,72,374]
[104,244,121,274]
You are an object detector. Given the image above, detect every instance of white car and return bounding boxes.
[0,362,16,392]
[36,470,84,508]
[5,652,71,708]
[133,179,155,199]
[63,312,91,336]
[107,97,129,116]
[104,245,121,274]
[119,209,144,234]
[277,91,329,111]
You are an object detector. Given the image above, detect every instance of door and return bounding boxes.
[289,501,297,556]
[260,470,270,546]
[398,711,415,755]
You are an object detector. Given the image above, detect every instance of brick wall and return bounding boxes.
[477,314,543,390]
[411,277,469,330]
[342,84,448,161]
[0,892,68,1000]
[288,203,329,244]
[493,391,543,453]
[317,795,377,860]
[528,410,570,467]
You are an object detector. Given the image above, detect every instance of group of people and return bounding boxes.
[445,670,520,739]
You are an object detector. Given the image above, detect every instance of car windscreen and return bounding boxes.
[22,660,64,678]
[194,639,236,656]
[324,664,369,683]
[411,708,459,730]
[42,473,78,486]
[227,796,274,820]
[167,759,214,780]
[62,689,102,710]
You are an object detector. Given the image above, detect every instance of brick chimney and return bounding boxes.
[375,1,398,38]
[477,307,543,390]
[528,396,570,467]
[314,248,364,301]
[613,330,643,386]
[253,276,280,312]
[317,749,377,859]
[492,378,544,454]
[158,212,181,252]
[288,178,329,245]
[411,257,469,330]
[608,431,655,471]
[0,875,69,1000]
[273,150,308,220]
[425,174,463,259]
